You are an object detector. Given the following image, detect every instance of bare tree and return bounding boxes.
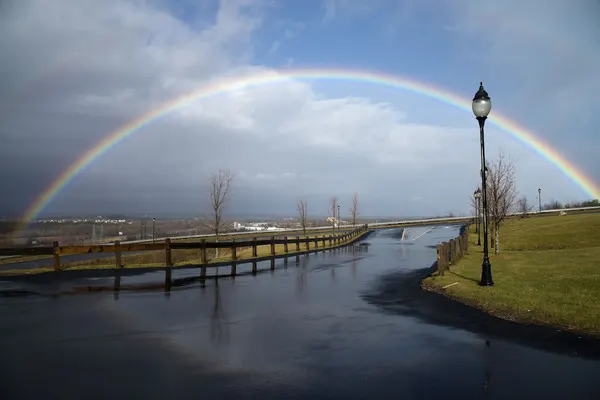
[349,193,360,227]
[485,152,518,254]
[470,193,478,217]
[517,196,533,218]
[297,200,308,235]
[543,200,563,210]
[329,197,339,231]
[202,169,234,257]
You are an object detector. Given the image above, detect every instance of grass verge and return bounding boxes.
[0,255,53,265]
[422,212,600,337]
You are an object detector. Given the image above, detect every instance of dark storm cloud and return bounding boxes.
[1,0,597,219]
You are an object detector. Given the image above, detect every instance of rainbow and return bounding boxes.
[20,67,600,228]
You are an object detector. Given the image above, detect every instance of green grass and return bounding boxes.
[0,233,360,275]
[422,212,600,337]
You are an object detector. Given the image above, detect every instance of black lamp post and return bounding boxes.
[538,188,542,213]
[474,188,482,246]
[337,204,340,231]
[473,82,493,286]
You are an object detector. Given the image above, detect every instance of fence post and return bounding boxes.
[284,237,289,253]
[252,237,258,257]
[231,238,237,261]
[270,236,276,271]
[165,238,173,267]
[271,236,276,256]
[114,240,122,268]
[436,244,444,276]
[296,236,300,252]
[322,235,326,248]
[305,236,310,251]
[314,237,319,249]
[329,235,332,247]
[450,239,457,263]
[251,237,258,274]
[52,241,60,272]
[200,239,207,264]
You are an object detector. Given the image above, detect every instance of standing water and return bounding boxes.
[1,225,599,399]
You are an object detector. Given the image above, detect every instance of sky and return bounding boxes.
[1,0,599,219]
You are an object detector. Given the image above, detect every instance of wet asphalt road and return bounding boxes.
[1,225,600,399]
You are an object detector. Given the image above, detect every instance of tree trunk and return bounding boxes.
[215,233,220,258]
[494,225,500,254]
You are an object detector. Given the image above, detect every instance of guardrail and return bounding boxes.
[124,216,474,245]
[0,224,370,276]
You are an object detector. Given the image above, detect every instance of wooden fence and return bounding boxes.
[0,224,370,276]
[435,225,469,276]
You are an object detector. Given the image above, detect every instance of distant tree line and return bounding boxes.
[542,198,599,210]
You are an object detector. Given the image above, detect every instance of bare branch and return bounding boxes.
[485,151,518,254]
[202,169,234,239]
[349,193,360,226]
[517,196,534,217]
[297,200,308,235]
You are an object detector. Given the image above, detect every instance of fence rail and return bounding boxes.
[435,225,469,275]
[0,224,370,274]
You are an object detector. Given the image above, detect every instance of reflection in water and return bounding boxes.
[296,273,307,298]
[210,281,230,345]
[113,273,121,301]
[164,268,172,295]
[483,341,492,399]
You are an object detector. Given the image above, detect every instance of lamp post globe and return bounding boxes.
[473,82,493,286]
[472,82,492,119]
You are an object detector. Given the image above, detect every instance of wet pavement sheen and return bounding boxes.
[1,225,599,399]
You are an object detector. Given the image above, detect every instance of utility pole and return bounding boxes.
[152,218,156,243]
[538,188,542,213]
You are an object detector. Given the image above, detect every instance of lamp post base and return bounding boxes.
[479,257,494,286]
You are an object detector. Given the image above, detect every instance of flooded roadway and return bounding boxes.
[1,225,599,399]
